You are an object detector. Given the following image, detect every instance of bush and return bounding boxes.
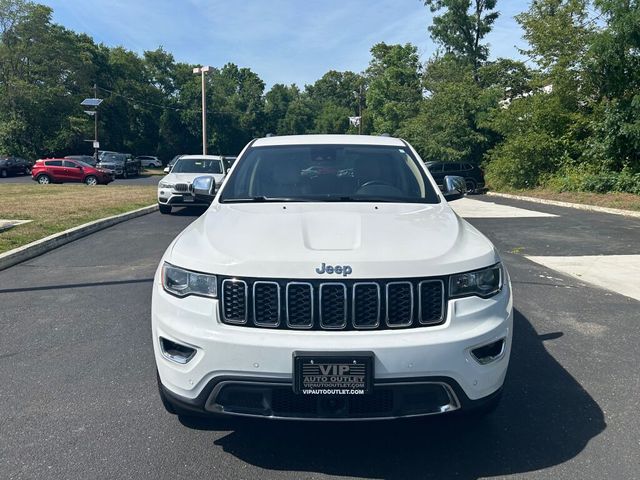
[543,167,640,194]
[484,132,561,189]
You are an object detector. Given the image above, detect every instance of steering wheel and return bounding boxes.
[359,180,395,189]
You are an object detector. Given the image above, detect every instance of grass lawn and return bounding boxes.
[0,184,157,254]
[493,188,640,212]
[144,167,166,176]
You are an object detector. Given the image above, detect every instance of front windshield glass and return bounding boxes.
[172,158,223,174]
[219,144,440,203]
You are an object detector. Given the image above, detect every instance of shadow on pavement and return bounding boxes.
[179,309,606,479]
[167,206,208,217]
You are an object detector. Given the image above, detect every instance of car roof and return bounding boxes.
[252,134,406,148]
[178,155,223,160]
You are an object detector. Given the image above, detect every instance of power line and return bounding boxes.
[96,85,239,116]
[97,85,199,113]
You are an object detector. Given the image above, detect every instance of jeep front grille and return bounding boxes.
[219,276,446,330]
[174,183,189,192]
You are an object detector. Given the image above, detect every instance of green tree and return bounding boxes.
[424,0,500,79]
[484,0,594,188]
[365,43,422,135]
[400,55,500,163]
[0,0,100,157]
[264,83,300,135]
[586,0,640,171]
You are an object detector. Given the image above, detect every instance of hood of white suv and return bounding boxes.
[161,172,225,186]
[167,202,498,279]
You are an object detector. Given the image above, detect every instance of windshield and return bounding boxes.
[172,158,223,174]
[219,144,440,203]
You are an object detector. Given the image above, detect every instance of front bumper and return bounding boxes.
[158,189,210,207]
[152,268,513,419]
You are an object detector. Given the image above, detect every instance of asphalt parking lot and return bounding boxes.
[1,196,639,479]
[0,173,160,185]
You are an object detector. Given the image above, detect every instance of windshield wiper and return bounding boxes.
[222,196,310,203]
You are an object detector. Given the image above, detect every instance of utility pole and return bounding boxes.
[193,66,212,155]
[358,84,363,135]
[93,84,99,160]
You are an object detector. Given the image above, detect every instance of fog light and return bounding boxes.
[471,338,505,365]
[160,337,196,364]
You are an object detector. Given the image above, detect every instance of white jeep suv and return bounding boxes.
[157,155,226,214]
[152,135,512,420]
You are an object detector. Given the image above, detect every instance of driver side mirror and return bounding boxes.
[443,175,466,201]
[163,166,171,174]
[191,176,216,201]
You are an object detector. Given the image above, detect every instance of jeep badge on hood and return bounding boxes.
[315,263,353,276]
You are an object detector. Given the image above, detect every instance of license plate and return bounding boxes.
[293,352,374,395]
[182,196,194,202]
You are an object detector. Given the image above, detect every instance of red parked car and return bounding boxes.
[31,158,115,185]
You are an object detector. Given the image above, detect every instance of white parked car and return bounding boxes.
[136,155,162,168]
[152,135,513,420]
[157,155,226,214]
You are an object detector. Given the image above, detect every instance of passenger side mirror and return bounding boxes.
[163,166,170,174]
[191,175,216,201]
[443,175,466,202]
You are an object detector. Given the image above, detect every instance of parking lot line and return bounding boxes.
[525,254,640,301]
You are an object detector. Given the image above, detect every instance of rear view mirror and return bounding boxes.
[443,175,466,201]
[191,175,216,201]
[163,166,170,174]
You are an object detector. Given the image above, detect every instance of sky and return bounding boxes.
[42,0,531,88]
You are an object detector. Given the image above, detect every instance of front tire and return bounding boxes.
[84,175,98,186]
[37,174,51,184]
[159,204,172,214]
[465,179,477,194]
[0,169,7,178]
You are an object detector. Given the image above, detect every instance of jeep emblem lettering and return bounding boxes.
[315,263,352,277]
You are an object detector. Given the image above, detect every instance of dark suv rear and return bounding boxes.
[426,162,485,193]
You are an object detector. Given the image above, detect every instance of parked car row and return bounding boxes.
[31,158,115,185]
[1,151,182,185]
[0,156,34,177]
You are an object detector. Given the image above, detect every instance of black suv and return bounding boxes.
[0,156,33,178]
[96,152,141,178]
[426,161,485,193]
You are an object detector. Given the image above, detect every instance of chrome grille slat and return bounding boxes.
[418,280,445,325]
[286,282,313,329]
[221,279,248,324]
[253,281,280,327]
[385,282,414,327]
[220,277,445,330]
[352,282,380,329]
[174,183,189,192]
[319,283,347,329]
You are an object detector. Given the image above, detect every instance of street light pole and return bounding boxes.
[94,84,99,160]
[358,84,363,135]
[193,66,212,155]
[81,92,103,160]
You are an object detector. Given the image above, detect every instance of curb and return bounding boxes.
[0,204,158,271]
[486,192,640,219]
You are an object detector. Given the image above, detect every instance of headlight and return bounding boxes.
[162,263,217,298]
[159,181,175,188]
[449,264,502,299]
